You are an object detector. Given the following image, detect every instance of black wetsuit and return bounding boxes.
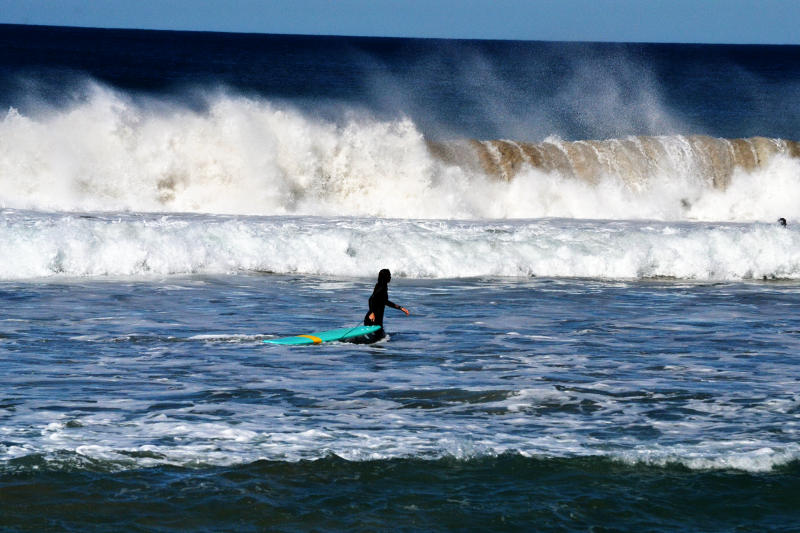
[363,282,400,327]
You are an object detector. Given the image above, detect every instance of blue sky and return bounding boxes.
[1,0,799,44]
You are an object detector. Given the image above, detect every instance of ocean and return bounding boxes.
[1,24,800,531]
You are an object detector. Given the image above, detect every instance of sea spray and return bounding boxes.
[3,87,800,221]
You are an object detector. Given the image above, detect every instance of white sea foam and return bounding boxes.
[615,444,800,472]
[1,210,798,281]
[6,412,798,473]
[3,344,798,474]
[3,85,800,221]
[4,370,796,474]
[187,333,269,342]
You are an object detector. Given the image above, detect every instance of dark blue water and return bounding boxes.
[3,456,799,531]
[2,24,800,531]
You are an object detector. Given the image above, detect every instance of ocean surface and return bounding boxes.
[1,24,800,531]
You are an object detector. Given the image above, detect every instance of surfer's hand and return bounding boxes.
[401,307,409,316]
[368,312,375,322]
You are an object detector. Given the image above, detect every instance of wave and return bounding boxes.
[3,446,799,475]
[1,211,799,280]
[2,85,800,221]
[431,135,800,189]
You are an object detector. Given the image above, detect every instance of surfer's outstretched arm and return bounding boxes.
[387,300,410,315]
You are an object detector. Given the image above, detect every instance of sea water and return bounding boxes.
[1,24,800,531]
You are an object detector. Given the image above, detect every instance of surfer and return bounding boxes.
[779,217,787,227]
[364,269,409,328]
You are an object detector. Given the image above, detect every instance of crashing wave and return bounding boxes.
[430,135,800,188]
[2,88,800,220]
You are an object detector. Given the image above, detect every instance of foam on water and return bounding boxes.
[4,394,799,473]
[615,445,800,472]
[1,210,799,280]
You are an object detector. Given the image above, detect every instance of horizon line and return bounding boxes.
[2,21,799,48]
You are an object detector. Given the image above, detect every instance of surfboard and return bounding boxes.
[264,325,383,345]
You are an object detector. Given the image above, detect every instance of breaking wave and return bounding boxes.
[2,85,800,222]
[1,211,799,280]
[432,135,800,190]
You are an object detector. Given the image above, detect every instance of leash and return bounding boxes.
[340,320,366,339]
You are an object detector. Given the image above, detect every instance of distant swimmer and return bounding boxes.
[364,269,409,330]
[779,217,787,227]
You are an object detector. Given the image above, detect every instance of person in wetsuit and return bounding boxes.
[364,269,409,329]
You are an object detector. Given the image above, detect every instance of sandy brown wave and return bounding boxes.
[428,136,800,188]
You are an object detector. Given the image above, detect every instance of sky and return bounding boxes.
[1,0,799,45]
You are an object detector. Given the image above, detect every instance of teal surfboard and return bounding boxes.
[264,325,382,345]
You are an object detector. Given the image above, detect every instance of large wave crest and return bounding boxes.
[2,84,800,221]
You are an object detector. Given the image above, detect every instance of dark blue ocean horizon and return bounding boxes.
[2,22,800,142]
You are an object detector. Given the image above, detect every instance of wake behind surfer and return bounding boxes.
[364,269,409,332]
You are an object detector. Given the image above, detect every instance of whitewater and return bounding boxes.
[1,210,799,280]
[2,87,800,222]
[3,87,800,281]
